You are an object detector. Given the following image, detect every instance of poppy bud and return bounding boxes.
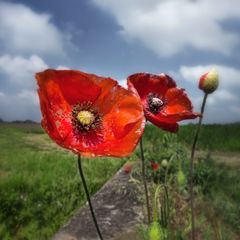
[177,169,186,186]
[161,159,168,168]
[199,69,219,94]
[149,222,163,240]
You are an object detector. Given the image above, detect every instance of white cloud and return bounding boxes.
[17,90,39,105]
[0,54,46,121]
[56,65,70,70]
[207,89,238,106]
[0,2,71,56]
[0,91,40,122]
[0,54,48,88]
[179,64,240,88]
[0,53,72,121]
[93,0,240,57]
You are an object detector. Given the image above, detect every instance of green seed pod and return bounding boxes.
[177,169,186,186]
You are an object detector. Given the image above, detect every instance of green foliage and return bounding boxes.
[144,123,240,152]
[207,163,240,232]
[193,158,217,194]
[140,123,240,239]
[189,156,240,235]
[178,123,240,152]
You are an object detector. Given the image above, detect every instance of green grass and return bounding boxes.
[178,123,240,152]
[144,122,240,152]
[140,123,240,239]
[0,123,125,239]
[0,122,239,239]
[189,157,240,239]
[206,161,240,232]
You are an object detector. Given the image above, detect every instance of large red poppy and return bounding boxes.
[127,73,199,132]
[36,69,145,157]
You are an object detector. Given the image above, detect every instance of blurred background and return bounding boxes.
[0,0,239,123]
[0,1,240,239]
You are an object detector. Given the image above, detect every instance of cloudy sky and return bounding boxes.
[0,0,239,123]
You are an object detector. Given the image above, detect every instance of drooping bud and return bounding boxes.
[177,169,186,187]
[149,222,163,240]
[199,69,219,94]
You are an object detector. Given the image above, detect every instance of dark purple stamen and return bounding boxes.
[147,93,165,114]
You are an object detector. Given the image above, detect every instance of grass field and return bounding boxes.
[0,122,240,239]
[0,123,126,239]
[142,123,240,239]
[144,122,240,152]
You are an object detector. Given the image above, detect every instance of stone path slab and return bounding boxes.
[52,167,144,240]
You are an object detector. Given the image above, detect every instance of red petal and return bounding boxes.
[146,112,179,132]
[127,73,176,100]
[36,69,102,105]
[36,76,73,147]
[199,72,208,90]
[106,86,144,138]
[163,88,199,121]
[98,86,145,157]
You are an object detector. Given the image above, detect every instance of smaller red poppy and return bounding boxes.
[127,73,199,132]
[150,161,160,171]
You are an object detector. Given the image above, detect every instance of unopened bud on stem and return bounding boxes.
[199,69,219,94]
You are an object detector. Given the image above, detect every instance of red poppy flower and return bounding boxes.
[150,161,160,171]
[127,73,199,132]
[36,69,145,157]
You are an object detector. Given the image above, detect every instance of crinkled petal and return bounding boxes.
[36,75,73,147]
[36,69,102,105]
[146,112,179,132]
[127,73,176,100]
[94,85,145,157]
[162,88,200,121]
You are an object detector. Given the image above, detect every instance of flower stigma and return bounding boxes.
[147,93,164,114]
[72,102,102,133]
[77,110,95,126]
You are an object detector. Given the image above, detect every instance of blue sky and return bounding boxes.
[0,0,239,123]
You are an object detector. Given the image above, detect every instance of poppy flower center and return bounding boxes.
[147,93,164,114]
[72,102,102,132]
[77,110,95,126]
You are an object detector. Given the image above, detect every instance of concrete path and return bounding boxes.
[52,167,144,240]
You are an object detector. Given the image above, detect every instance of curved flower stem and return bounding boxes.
[140,137,151,224]
[189,93,208,240]
[77,154,103,240]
